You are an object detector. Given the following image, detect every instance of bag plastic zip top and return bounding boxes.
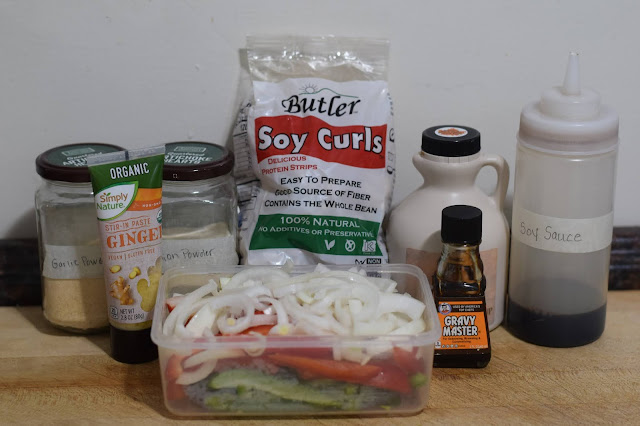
[235,35,396,265]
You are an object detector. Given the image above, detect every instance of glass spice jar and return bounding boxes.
[35,143,123,333]
[162,142,239,269]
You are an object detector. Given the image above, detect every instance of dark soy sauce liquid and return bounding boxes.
[506,299,606,347]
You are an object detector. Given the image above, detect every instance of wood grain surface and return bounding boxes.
[1,291,639,425]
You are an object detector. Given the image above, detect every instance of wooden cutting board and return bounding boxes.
[1,291,639,424]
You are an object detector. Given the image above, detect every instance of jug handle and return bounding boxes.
[477,154,510,210]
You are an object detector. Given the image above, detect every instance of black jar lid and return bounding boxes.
[35,143,124,182]
[441,205,483,245]
[422,125,481,157]
[164,142,234,181]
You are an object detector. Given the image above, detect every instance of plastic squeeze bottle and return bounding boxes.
[507,53,619,347]
[387,125,509,330]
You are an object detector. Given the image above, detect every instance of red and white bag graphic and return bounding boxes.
[234,36,395,265]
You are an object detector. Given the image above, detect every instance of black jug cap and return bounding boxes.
[441,205,482,245]
[422,125,481,157]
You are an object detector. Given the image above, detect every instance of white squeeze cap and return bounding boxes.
[519,52,619,154]
[539,52,600,120]
[562,52,582,95]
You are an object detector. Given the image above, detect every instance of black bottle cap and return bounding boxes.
[441,205,482,245]
[422,125,481,157]
[110,325,158,364]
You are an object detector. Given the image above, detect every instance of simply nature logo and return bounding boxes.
[281,83,361,117]
[95,183,137,220]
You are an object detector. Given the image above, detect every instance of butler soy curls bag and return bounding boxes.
[234,36,395,265]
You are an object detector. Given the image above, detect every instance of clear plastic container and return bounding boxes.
[35,143,123,333]
[151,264,439,417]
[162,142,239,269]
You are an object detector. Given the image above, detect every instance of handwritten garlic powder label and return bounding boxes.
[512,206,613,254]
[42,244,103,279]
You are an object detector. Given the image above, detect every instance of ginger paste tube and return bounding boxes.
[88,146,164,363]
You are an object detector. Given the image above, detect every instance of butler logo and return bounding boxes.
[281,84,361,117]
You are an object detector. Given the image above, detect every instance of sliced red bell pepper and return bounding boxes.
[366,362,412,394]
[165,295,184,312]
[267,353,382,382]
[267,353,412,394]
[164,354,187,401]
[392,346,425,374]
[236,324,273,336]
[263,346,334,359]
[165,381,186,401]
[297,369,324,381]
[165,354,185,382]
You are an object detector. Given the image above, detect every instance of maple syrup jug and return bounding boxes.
[387,125,509,330]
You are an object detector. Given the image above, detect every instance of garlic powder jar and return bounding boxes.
[35,143,123,333]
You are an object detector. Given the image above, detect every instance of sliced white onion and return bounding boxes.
[322,313,349,335]
[175,360,217,385]
[340,346,365,364]
[308,288,350,314]
[250,314,277,326]
[225,267,289,289]
[184,304,217,337]
[334,299,352,328]
[390,318,427,335]
[258,297,289,326]
[216,316,244,335]
[296,290,314,304]
[219,276,231,288]
[162,265,428,342]
[350,285,380,321]
[182,348,244,369]
[348,299,363,316]
[353,315,396,336]
[163,282,217,335]
[272,281,342,299]
[369,277,397,293]
[294,319,327,336]
[244,333,267,357]
[282,295,331,331]
[364,340,394,361]
[173,298,214,338]
[332,344,342,361]
[378,293,426,320]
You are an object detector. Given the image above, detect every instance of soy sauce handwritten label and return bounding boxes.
[512,206,613,253]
